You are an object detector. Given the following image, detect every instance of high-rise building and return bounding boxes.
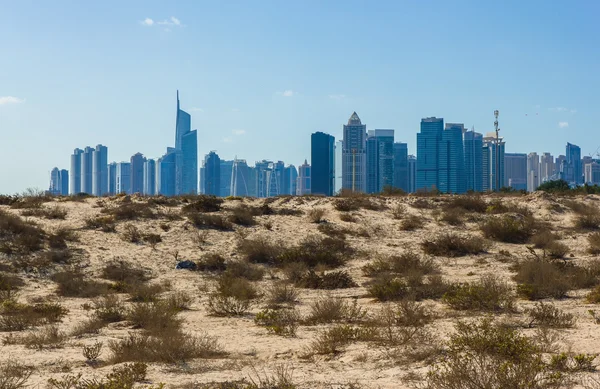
[60,169,69,195]
[582,156,594,183]
[267,161,285,197]
[108,162,117,195]
[464,130,483,192]
[130,153,146,194]
[156,148,176,196]
[49,168,68,196]
[283,165,298,196]
[311,132,335,196]
[143,159,156,196]
[482,133,505,191]
[334,140,343,195]
[199,166,205,194]
[174,91,198,195]
[527,152,540,192]
[80,146,94,194]
[115,162,131,195]
[296,160,311,195]
[203,152,221,196]
[540,153,554,183]
[342,112,367,192]
[566,143,582,185]
[255,160,271,198]
[416,117,443,192]
[393,142,409,192]
[231,159,252,197]
[408,155,416,193]
[504,153,527,191]
[219,160,234,197]
[69,148,83,195]
[92,144,108,196]
[585,162,600,185]
[439,123,466,194]
[554,155,566,178]
[366,129,394,193]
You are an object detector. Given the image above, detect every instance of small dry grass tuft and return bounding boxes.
[0,361,33,389]
[307,208,326,223]
[588,232,600,254]
[526,302,575,329]
[52,270,112,298]
[363,251,438,278]
[5,325,67,350]
[400,215,425,231]
[306,296,366,324]
[480,215,538,243]
[421,233,489,257]
[442,274,516,312]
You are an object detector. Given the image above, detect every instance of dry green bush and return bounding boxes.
[0,210,45,255]
[445,196,488,213]
[442,274,516,312]
[425,318,564,389]
[47,362,147,389]
[165,291,194,311]
[526,302,575,328]
[411,198,435,209]
[109,330,222,364]
[266,283,299,305]
[307,325,364,355]
[485,200,532,216]
[84,215,116,232]
[5,325,67,350]
[306,296,366,324]
[126,282,165,302]
[400,214,425,231]
[0,301,68,331]
[575,213,600,230]
[367,273,450,302]
[93,295,126,323]
[121,223,142,243]
[339,212,358,222]
[207,295,253,316]
[71,317,106,336]
[182,196,223,213]
[255,308,300,337]
[21,205,68,220]
[440,208,464,226]
[127,301,182,334]
[0,361,33,389]
[586,285,600,303]
[363,251,438,278]
[48,227,78,249]
[481,214,539,243]
[391,204,406,220]
[101,260,150,284]
[368,299,433,347]
[317,223,350,239]
[294,270,358,289]
[101,202,157,220]
[224,260,265,281]
[228,205,256,226]
[589,232,600,255]
[52,270,111,298]
[237,236,283,265]
[421,233,489,257]
[83,341,103,362]
[197,253,227,272]
[279,236,354,269]
[187,213,233,231]
[307,208,326,223]
[207,274,259,316]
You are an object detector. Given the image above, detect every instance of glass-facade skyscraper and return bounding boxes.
[416,117,443,192]
[92,144,108,196]
[81,146,94,194]
[157,148,176,196]
[130,152,146,194]
[342,112,367,192]
[296,160,311,195]
[439,123,466,194]
[174,91,198,195]
[566,142,582,185]
[203,151,221,196]
[464,130,483,192]
[143,159,156,196]
[283,165,298,196]
[219,160,234,197]
[366,129,394,193]
[115,162,131,195]
[393,142,409,192]
[504,153,527,191]
[482,134,505,191]
[70,148,83,195]
[311,132,335,196]
[231,159,252,197]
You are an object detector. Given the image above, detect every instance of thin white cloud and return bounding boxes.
[141,16,182,28]
[222,136,233,143]
[558,121,569,128]
[549,106,576,114]
[0,96,25,105]
[189,107,204,112]
[232,129,246,135]
[276,90,295,97]
[157,16,182,26]
[140,18,154,26]
[329,94,346,100]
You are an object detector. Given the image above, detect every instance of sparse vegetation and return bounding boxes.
[481,214,539,243]
[307,208,326,223]
[0,210,45,255]
[188,213,233,231]
[363,251,438,278]
[526,302,575,328]
[306,296,366,324]
[294,269,358,289]
[255,308,300,336]
[421,233,488,257]
[52,270,112,298]
[589,232,600,254]
[0,361,33,389]
[400,214,425,231]
[442,274,515,312]
[228,205,256,226]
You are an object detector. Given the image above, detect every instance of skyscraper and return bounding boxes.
[540,153,554,183]
[296,160,311,195]
[393,142,409,192]
[92,144,108,196]
[416,117,443,192]
[334,140,343,194]
[156,148,176,196]
[49,168,68,196]
[80,146,94,194]
[108,162,117,195]
[555,155,566,178]
[408,155,416,193]
[174,91,198,195]
[504,153,527,191]
[283,165,298,196]
[527,152,540,192]
[143,159,156,196]
[366,129,394,193]
[342,112,367,192]
[203,152,221,196]
[439,123,466,194]
[566,143,582,185]
[60,169,69,196]
[463,130,483,192]
[130,153,146,194]
[482,133,505,191]
[255,160,271,198]
[585,162,600,185]
[311,132,335,196]
[115,162,131,195]
[231,159,252,197]
[69,148,83,195]
[267,161,285,197]
[219,160,234,197]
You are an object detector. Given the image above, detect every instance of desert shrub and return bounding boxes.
[127,282,164,302]
[546,241,569,258]
[513,256,576,300]
[362,251,438,278]
[276,207,304,216]
[307,325,363,355]
[425,318,563,389]
[182,196,223,213]
[279,236,353,269]
[127,301,182,334]
[0,210,45,255]
[0,361,33,389]
[369,300,433,347]
[215,274,259,300]
[197,253,227,272]
[586,285,600,303]
[121,224,142,243]
[0,302,68,331]
[442,274,515,312]
[307,208,326,223]
[549,352,597,373]
[0,273,24,294]
[333,198,360,212]
[21,205,68,220]
[83,341,103,362]
[48,227,78,249]
[109,330,222,364]
[411,198,435,209]
[526,302,574,328]
[266,283,299,305]
[306,296,366,324]
[367,274,409,301]
[445,196,487,213]
[102,260,150,284]
[187,213,233,231]
[339,213,357,223]
[165,291,194,311]
[101,202,156,221]
[317,223,349,239]
[5,325,67,350]
[237,236,282,265]
[294,270,357,290]
[564,199,596,215]
[52,270,111,298]
[84,215,116,232]
[440,208,464,226]
[207,275,258,316]
[224,260,265,281]
[207,295,252,316]
[481,215,539,243]
[589,232,600,255]
[93,295,126,323]
[143,233,162,248]
[367,273,449,302]
[254,308,300,337]
[400,214,425,231]
[390,204,406,220]
[575,213,600,230]
[228,205,256,226]
[0,195,19,206]
[71,317,106,336]
[47,362,147,389]
[421,233,488,257]
[485,200,532,216]
[530,230,559,249]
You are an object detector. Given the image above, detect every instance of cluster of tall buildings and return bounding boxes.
[49,99,599,197]
[49,92,198,196]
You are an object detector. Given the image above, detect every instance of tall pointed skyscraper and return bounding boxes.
[174,91,198,195]
[342,112,367,192]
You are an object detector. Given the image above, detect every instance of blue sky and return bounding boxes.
[1,0,598,194]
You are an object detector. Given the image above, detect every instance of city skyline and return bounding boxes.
[1,1,599,194]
